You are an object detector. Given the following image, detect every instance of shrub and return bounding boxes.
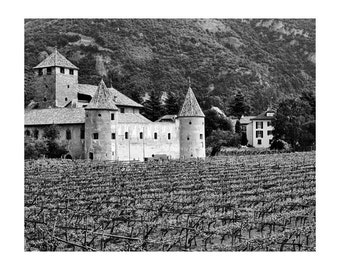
[270,139,290,150]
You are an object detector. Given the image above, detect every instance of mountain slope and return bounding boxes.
[24,19,315,114]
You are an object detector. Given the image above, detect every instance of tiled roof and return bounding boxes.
[252,109,275,120]
[118,113,152,123]
[34,49,79,70]
[85,79,119,111]
[78,84,143,108]
[178,87,204,117]
[25,108,85,125]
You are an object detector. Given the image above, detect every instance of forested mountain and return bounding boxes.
[25,19,315,114]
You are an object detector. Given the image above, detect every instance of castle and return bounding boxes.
[24,49,206,161]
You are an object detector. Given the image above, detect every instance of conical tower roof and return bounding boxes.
[85,79,118,111]
[178,87,205,117]
[33,48,79,70]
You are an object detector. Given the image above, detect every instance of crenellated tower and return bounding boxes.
[32,48,79,108]
[178,85,205,159]
[85,79,118,160]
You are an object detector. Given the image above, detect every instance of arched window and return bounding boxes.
[140,132,143,139]
[66,129,71,140]
[154,132,157,139]
[168,133,171,140]
[125,132,128,139]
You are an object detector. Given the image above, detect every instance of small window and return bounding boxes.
[267,130,273,136]
[38,69,43,76]
[120,108,125,113]
[140,132,143,139]
[45,85,48,88]
[125,132,128,139]
[80,128,85,139]
[60,67,65,74]
[111,133,116,140]
[256,131,263,138]
[86,114,89,117]
[65,97,68,102]
[43,97,47,102]
[256,122,263,129]
[69,69,74,75]
[111,113,115,120]
[67,85,70,88]
[89,152,93,160]
[168,133,171,140]
[33,129,39,139]
[257,139,262,145]
[189,121,192,125]
[66,129,71,140]
[46,67,52,75]
[267,121,272,127]
[25,130,31,136]
[154,132,157,139]
[187,137,190,140]
[93,133,99,140]
[98,113,101,117]
[200,134,203,139]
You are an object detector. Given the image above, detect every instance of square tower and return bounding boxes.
[32,49,79,108]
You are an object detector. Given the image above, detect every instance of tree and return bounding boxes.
[272,93,315,151]
[241,132,248,146]
[164,91,180,115]
[42,125,68,158]
[229,91,250,119]
[206,129,241,156]
[204,108,233,137]
[142,91,164,121]
[235,120,241,134]
[129,89,144,105]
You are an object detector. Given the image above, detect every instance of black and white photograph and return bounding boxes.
[1,0,340,269]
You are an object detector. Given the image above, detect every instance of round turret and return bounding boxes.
[178,87,205,159]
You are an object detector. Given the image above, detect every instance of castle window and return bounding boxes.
[33,129,39,139]
[125,132,128,139]
[25,130,30,136]
[120,108,125,114]
[154,132,157,139]
[256,131,263,138]
[67,85,70,88]
[66,129,71,140]
[65,97,68,102]
[111,113,115,120]
[189,121,192,125]
[93,133,99,140]
[187,137,190,140]
[256,122,263,129]
[69,69,74,75]
[200,134,203,140]
[86,114,89,117]
[80,128,85,139]
[60,67,65,74]
[43,97,47,102]
[47,67,52,75]
[45,85,48,88]
[257,139,262,145]
[168,133,171,140]
[98,113,101,117]
[38,69,43,76]
[140,132,143,139]
[111,133,116,140]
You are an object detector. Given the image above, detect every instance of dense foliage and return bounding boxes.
[24,125,68,159]
[25,152,315,251]
[25,19,315,114]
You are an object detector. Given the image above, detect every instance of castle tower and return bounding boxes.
[85,79,118,160]
[32,48,79,108]
[178,86,205,159]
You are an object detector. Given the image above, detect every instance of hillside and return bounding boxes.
[24,19,315,114]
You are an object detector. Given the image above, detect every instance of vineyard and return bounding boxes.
[24,151,315,251]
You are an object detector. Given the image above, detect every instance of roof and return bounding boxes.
[178,87,205,117]
[156,115,177,122]
[118,113,152,124]
[25,108,85,126]
[252,110,275,120]
[240,116,256,124]
[85,79,119,111]
[78,84,143,108]
[34,49,79,70]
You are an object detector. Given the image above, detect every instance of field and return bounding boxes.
[24,151,315,251]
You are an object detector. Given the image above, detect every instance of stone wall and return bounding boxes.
[55,67,78,107]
